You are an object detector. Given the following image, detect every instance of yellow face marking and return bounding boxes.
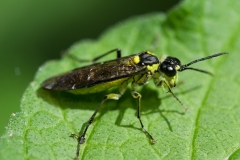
[175,65,180,71]
[163,74,177,87]
[133,55,140,64]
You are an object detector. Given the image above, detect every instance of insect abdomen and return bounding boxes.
[69,77,130,94]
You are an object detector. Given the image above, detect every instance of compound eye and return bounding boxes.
[160,64,176,77]
[159,56,181,77]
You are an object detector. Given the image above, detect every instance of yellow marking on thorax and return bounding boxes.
[146,51,152,54]
[133,56,140,64]
[147,63,159,72]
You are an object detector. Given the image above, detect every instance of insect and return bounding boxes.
[41,49,228,159]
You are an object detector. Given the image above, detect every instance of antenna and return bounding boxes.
[179,52,229,74]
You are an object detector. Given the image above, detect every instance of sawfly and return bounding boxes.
[41,48,228,159]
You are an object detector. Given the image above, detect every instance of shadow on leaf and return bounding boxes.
[36,83,201,143]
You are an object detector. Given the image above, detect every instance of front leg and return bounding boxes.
[155,79,188,111]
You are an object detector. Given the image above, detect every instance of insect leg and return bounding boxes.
[92,48,121,62]
[72,80,128,159]
[131,90,156,143]
[67,48,122,63]
[156,80,188,111]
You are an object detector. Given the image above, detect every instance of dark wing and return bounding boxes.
[41,55,148,91]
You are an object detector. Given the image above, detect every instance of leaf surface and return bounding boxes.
[1,0,240,159]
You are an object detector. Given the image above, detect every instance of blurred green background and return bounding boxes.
[0,0,179,135]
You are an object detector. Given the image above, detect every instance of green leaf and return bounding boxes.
[1,0,240,159]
